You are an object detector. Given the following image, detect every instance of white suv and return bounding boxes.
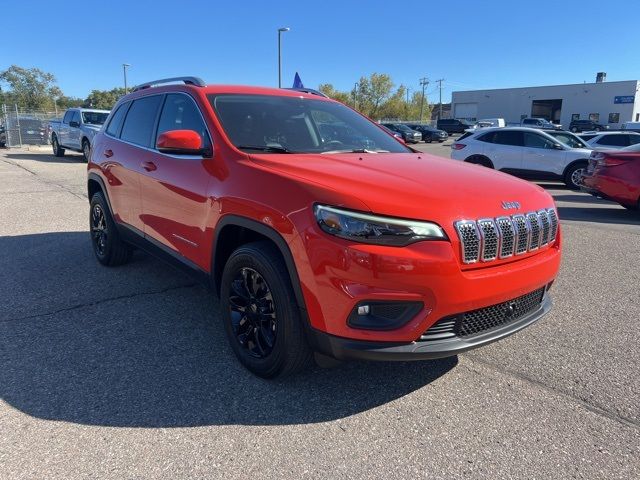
[450,127,592,189]
[584,131,640,150]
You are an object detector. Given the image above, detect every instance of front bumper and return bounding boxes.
[309,294,552,361]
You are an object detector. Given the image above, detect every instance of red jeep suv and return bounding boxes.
[88,77,561,378]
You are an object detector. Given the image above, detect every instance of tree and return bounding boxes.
[83,87,127,109]
[318,83,351,105]
[356,73,394,119]
[0,65,62,110]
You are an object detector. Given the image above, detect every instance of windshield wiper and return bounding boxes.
[321,148,389,154]
[236,145,295,154]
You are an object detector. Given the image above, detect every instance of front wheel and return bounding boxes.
[564,163,587,190]
[570,127,578,133]
[52,135,65,157]
[220,241,312,378]
[82,139,91,162]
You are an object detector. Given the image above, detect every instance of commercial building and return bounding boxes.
[451,76,639,128]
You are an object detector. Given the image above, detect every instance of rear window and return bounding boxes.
[493,130,524,146]
[596,135,629,147]
[106,102,130,137]
[120,96,163,147]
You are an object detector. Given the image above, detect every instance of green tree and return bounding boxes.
[356,73,394,119]
[318,83,352,105]
[83,87,127,109]
[0,65,62,110]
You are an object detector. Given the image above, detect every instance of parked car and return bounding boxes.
[450,126,592,189]
[621,121,640,132]
[0,125,6,147]
[569,119,609,133]
[50,108,110,161]
[379,124,404,141]
[585,132,640,150]
[405,123,448,142]
[380,123,422,143]
[545,130,591,149]
[437,118,474,134]
[582,143,640,210]
[520,118,562,130]
[87,77,560,378]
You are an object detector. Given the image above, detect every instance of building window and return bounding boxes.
[608,113,620,124]
[571,114,580,121]
[589,113,600,122]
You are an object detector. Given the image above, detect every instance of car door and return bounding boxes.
[59,110,73,146]
[483,130,524,171]
[138,93,213,270]
[102,96,163,232]
[68,110,82,149]
[522,131,565,175]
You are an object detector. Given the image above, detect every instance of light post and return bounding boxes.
[123,63,131,94]
[277,27,290,88]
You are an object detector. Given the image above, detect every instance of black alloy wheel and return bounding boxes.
[228,267,277,358]
[91,203,108,257]
[82,140,91,162]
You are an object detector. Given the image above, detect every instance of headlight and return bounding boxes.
[314,204,447,246]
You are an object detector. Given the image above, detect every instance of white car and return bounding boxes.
[584,131,640,150]
[450,127,592,189]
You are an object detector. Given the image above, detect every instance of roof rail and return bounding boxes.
[132,76,206,92]
[284,87,329,98]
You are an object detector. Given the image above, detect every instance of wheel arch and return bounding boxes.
[87,173,113,213]
[562,158,589,178]
[212,215,307,313]
[464,154,494,168]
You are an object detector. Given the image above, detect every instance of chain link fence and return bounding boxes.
[1,105,61,147]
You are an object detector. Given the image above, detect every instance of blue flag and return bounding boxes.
[293,72,304,89]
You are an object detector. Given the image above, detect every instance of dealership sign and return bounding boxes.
[614,96,635,104]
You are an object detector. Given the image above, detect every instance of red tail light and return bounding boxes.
[596,154,631,167]
[452,143,466,150]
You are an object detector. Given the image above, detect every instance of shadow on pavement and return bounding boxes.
[3,151,85,164]
[0,232,456,428]
[557,205,640,226]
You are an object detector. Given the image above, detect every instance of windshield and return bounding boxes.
[82,112,109,125]
[546,131,589,149]
[209,94,411,154]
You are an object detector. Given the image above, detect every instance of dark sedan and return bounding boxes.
[380,123,422,144]
[406,124,448,143]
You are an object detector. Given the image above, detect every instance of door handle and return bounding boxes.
[141,161,157,172]
[103,149,113,158]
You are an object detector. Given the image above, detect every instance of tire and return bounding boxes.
[570,127,578,133]
[465,155,493,168]
[89,192,132,266]
[82,139,91,162]
[52,134,65,157]
[564,162,588,190]
[426,137,433,143]
[622,199,639,211]
[220,241,312,378]
[595,126,602,132]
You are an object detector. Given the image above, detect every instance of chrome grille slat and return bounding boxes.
[455,209,557,264]
[512,214,530,255]
[455,221,480,264]
[538,210,550,246]
[527,212,541,250]
[547,208,558,242]
[496,216,515,258]
[478,218,499,261]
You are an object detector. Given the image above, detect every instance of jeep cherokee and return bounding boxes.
[87,77,561,378]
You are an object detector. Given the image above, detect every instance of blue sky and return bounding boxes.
[1,0,638,102]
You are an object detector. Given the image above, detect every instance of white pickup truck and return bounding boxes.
[49,108,110,161]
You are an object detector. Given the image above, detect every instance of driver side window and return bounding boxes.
[156,94,211,151]
[524,132,554,149]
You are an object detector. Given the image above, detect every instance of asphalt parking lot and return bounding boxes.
[1,146,638,479]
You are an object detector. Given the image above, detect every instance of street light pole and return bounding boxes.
[277,27,290,88]
[123,63,131,94]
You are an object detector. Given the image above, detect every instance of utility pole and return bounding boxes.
[419,77,429,122]
[436,78,445,119]
[123,63,131,94]
[353,82,359,110]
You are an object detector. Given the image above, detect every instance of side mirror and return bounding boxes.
[157,130,205,155]
[553,143,564,150]
[69,121,79,128]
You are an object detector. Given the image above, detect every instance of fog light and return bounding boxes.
[357,305,370,315]
[348,301,424,330]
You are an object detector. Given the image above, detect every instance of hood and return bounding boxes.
[83,124,103,131]
[249,152,555,233]
[567,148,593,157]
